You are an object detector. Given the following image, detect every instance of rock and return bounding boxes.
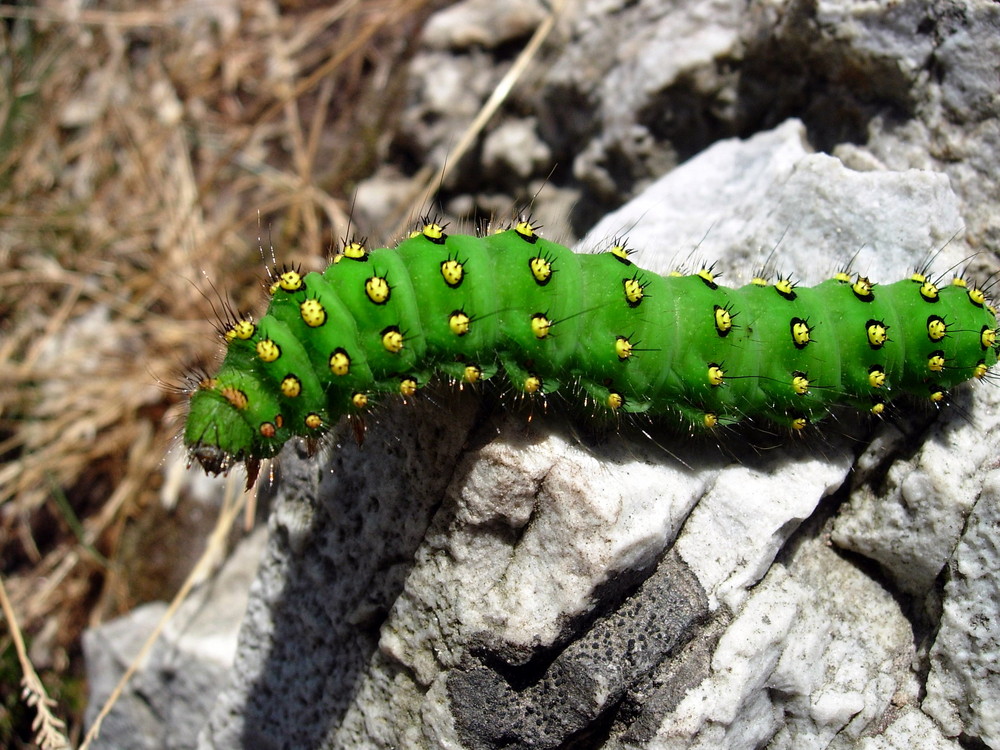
[197,393,484,748]
[853,707,959,750]
[83,525,267,750]
[549,0,746,202]
[83,603,170,750]
[481,118,552,185]
[922,470,1000,748]
[379,0,1000,249]
[198,119,999,748]
[831,384,1000,597]
[817,1,1000,255]
[421,0,549,51]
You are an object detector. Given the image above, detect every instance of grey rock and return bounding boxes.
[421,0,549,51]
[199,118,1000,749]
[481,118,552,183]
[83,525,267,750]
[837,1,1000,259]
[550,0,745,201]
[397,47,504,186]
[446,553,708,750]
[84,603,171,750]
[922,470,1000,747]
[199,395,482,749]
[377,0,1000,251]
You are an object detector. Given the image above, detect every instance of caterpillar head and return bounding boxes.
[184,386,258,474]
[188,440,235,476]
[184,371,302,477]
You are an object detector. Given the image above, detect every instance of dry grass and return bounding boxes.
[0,0,450,743]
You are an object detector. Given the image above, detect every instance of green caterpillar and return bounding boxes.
[185,219,1000,477]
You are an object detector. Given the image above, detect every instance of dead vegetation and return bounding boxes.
[0,0,449,743]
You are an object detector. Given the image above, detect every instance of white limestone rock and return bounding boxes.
[199,121,996,749]
[831,381,1000,597]
[853,707,959,750]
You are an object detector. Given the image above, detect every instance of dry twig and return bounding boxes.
[0,573,70,749]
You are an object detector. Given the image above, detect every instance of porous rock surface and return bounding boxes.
[84,0,1000,748]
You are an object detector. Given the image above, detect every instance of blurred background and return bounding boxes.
[0,1,458,743]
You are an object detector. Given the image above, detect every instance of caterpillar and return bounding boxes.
[184,219,1000,479]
